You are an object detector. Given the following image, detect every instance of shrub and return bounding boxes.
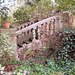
[0,7,10,22]
[40,32,61,60]
[56,27,75,63]
[0,64,5,75]
[0,33,16,64]
[55,0,75,14]
[40,27,75,62]
[11,59,63,75]
[13,7,30,24]
[29,0,55,21]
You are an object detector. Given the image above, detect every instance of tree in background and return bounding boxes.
[55,0,75,15]
[29,0,55,21]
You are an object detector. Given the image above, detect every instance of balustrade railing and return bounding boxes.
[17,21,34,31]
[0,12,69,61]
[16,16,58,42]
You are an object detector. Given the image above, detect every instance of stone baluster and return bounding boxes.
[19,34,22,38]
[54,18,58,32]
[38,25,41,39]
[47,22,50,34]
[53,19,55,33]
[50,20,54,35]
[43,23,46,33]
[18,27,20,30]
[22,32,24,37]
[26,31,28,35]
[33,27,36,41]
[29,23,31,34]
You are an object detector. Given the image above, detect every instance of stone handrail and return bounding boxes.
[16,21,34,31]
[16,16,58,41]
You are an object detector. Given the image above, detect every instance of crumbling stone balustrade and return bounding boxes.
[16,13,69,46]
[0,13,69,60]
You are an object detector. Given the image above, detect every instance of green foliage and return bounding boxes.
[0,28,74,75]
[13,6,30,24]
[0,64,5,71]
[0,64,5,75]
[24,49,34,60]
[55,0,75,14]
[10,24,14,28]
[53,27,75,75]
[11,59,63,75]
[13,0,55,23]
[29,0,55,21]
[0,7,10,22]
[0,33,15,64]
[54,59,75,75]
[57,28,75,62]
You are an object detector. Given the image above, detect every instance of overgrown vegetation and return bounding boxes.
[29,0,55,21]
[13,0,55,24]
[0,33,16,64]
[55,0,75,14]
[0,7,10,22]
[0,0,75,75]
[13,7,30,24]
[0,27,74,75]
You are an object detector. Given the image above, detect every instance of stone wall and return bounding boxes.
[0,28,19,60]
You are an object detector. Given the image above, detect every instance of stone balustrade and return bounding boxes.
[17,21,34,31]
[16,16,58,42]
[0,13,69,60]
[16,13,69,48]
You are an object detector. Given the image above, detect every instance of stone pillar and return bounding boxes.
[38,25,41,39]
[69,15,75,29]
[58,13,64,30]
[54,17,59,32]
[50,20,54,35]
[0,28,19,60]
[54,12,69,31]
[63,13,69,27]
[47,22,50,34]
[33,27,36,41]
[72,16,75,29]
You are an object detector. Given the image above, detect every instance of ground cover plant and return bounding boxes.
[0,26,75,75]
[17,27,75,75]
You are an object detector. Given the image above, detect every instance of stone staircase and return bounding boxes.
[0,12,69,60]
[16,13,69,49]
